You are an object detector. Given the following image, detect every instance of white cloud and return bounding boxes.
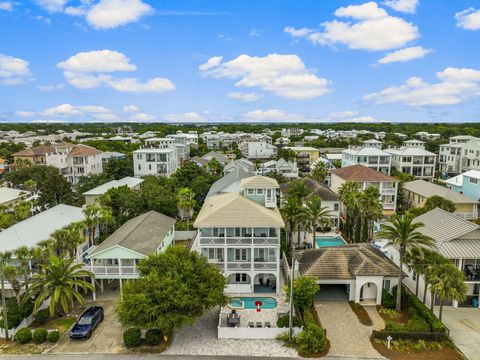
[0,54,32,85]
[242,109,305,122]
[123,104,140,113]
[227,92,261,102]
[383,0,419,14]
[249,29,260,37]
[377,46,431,64]
[129,112,156,122]
[164,112,203,122]
[58,50,175,93]
[284,2,419,51]
[329,110,359,118]
[15,111,35,118]
[0,2,13,11]
[86,0,153,29]
[456,8,480,31]
[199,54,331,99]
[41,104,111,116]
[93,113,118,121]
[364,67,480,106]
[37,83,65,92]
[340,115,377,123]
[34,0,68,12]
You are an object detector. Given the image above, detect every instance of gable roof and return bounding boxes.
[445,170,480,188]
[206,168,252,197]
[0,204,85,253]
[403,180,478,204]
[280,178,338,202]
[83,177,144,196]
[296,243,399,280]
[0,188,30,205]
[240,175,279,189]
[89,211,176,257]
[68,144,103,157]
[194,192,284,228]
[332,165,398,182]
[14,145,55,157]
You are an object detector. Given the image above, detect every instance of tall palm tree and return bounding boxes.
[25,256,94,317]
[24,179,37,194]
[13,246,33,290]
[83,204,112,246]
[404,247,428,297]
[281,197,305,249]
[427,263,467,321]
[176,187,196,230]
[338,181,361,241]
[304,196,332,246]
[13,201,32,221]
[360,186,383,242]
[374,213,434,311]
[3,265,22,305]
[286,179,311,202]
[310,162,328,184]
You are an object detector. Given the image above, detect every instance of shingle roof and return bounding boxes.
[83,177,143,196]
[194,192,285,228]
[89,211,176,257]
[296,243,399,280]
[403,180,478,204]
[332,165,398,182]
[240,175,279,189]
[279,178,338,202]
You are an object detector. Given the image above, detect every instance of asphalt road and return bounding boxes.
[2,355,379,360]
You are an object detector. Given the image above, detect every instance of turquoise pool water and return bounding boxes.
[228,297,277,309]
[315,236,346,248]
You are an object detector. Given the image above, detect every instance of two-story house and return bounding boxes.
[258,158,299,179]
[193,176,285,294]
[446,170,480,202]
[439,136,480,175]
[330,165,399,215]
[341,147,392,175]
[385,146,436,181]
[239,141,277,160]
[284,146,320,173]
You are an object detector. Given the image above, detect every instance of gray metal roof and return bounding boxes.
[403,180,478,204]
[438,239,480,259]
[83,177,143,196]
[89,211,176,257]
[206,167,252,198]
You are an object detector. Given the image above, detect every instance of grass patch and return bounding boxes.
[377,305,409,325]
[349,301,372,326]
[372,338,462,360]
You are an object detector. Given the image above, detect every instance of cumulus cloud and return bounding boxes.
[37,83,65,92]
[41,103,111,116]
[227,92,261,102]
[383,0,419,14]
[242,109,305,122]
[129,112,156,122]
[34,0,69,12]
[456,8,480,30]
[284,2,419,51]
[0,2,13,11]
[86,0,153,29]
[364,67,480,106]
[199,54,331,99]
[377,46,431,64]
[123,104,140,113]
[164,112,203,122]
[0,54,32,85]
[58,50,175,93]
[15,111,35,118]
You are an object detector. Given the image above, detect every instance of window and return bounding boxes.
[138,165,141,171]
[235,249,248,261]
[235,273,248,283]
[383,280,391,291]
[470,177,478,184]
[256,189,264,195]
[334,203,339,211]
[247,189,254,195]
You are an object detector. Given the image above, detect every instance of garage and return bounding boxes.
[315,284,349,301]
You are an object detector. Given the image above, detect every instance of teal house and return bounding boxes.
[86,210,176,300]
[446,170,480,203]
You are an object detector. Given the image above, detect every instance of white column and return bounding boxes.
[376,281,383,305]
[91,277,96,302]
[118,258,121,275]
[119,278,123,301]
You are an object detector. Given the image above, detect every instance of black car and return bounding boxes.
[70,306,104,340]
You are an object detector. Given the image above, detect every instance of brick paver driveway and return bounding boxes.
[314,301,384,359]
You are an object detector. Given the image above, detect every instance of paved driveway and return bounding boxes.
[314,301,384,359]
[438,306,480,360]
[49,300,125,354]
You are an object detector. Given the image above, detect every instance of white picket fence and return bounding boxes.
[0,298,50,339]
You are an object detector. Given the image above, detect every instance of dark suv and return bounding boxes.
[70,306,104,340]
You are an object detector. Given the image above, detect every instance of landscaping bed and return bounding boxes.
[372,339,463,360]
[349,301,373,326]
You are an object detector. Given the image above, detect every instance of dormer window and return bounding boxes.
[256,189,264,195]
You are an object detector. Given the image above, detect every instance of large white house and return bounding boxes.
[193,176,285,294]
[258,158,299,179]
[239,141,277,160]
[385,146,436,181]
[341,147,391,175]
[439,136,480,175]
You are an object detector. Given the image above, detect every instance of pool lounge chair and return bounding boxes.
[248,322,254,328]
[264,322,271,328]
[256,322,262,328]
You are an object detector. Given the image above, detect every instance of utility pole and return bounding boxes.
[288,241,296,342]
[0,258,9,341]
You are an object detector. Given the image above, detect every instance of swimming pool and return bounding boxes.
[228,297,277,309]
[315,236,346,248]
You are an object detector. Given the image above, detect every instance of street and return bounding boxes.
[2,355,380,360]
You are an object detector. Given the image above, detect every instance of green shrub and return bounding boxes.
[32,328,48,344]
[145,328,162,346]
[47,330,60,343]
[384,319,406,332]
[123,327,141,348]
[0,298,34,329]
[379,307,401,319]
[276,315,302,328]
[297,323,327,355]
[382,289,396,309]
[15,328,32,344]
[34,309,49,325]
[406,317,430,332]
[407,293,445,332]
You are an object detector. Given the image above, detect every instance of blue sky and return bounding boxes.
[0,0,479,123]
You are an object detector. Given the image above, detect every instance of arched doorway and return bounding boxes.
[359,282,378,303]
[254,274,277,293]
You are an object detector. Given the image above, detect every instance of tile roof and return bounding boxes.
[296,243,399,280]
[194,192,285,228]
[332,165,398,182]
[403,180,478,204]
[68,144,103,157]
[89,211,176,257]
[14,145,55,157]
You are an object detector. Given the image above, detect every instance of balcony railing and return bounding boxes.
[454,212,479,220]
[383,202,396,210]
[85,265,140,277]
[200,237,278,245]
[381,188,396,194]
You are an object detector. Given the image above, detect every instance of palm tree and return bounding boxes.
[360,186,383,242]
[310,162,328,184]
[13,201,32,221]
[83,204,112,246]
[286,179,311,202]
[51,222,87,258]
[3,265,22,305]
[427,263,467,321]
[404,247,428,297]
[338,181,361,241]
[374,213,434,311]
[24,179,37,194]
[281,197,305,249]
[13,246,33,291]
[176,187,196,230]
[304,196,332,246]
[25,256,94,317]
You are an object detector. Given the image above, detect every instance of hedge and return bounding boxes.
[34,309,50,325]
[406,317,430,332]
[145,328,162,346]
[15,328,32,344]
[33,328,48,344]
[47,330,60,343]
[296,311,328,356]
[382,289,396,309]
[0,298,34,329]
[276,315,302,328]
[123,327,141,348]
[407,293,445,332]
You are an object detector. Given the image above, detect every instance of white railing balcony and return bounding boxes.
[381,188,397,194]
[253,262,277,270]
[226,262,252,270]
[383,202,396,210]
[85,265,140,277]
[454,212,479,220]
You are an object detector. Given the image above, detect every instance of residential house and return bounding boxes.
[258,158,299,179]
[445,170,480,202]
[202,151,230,165]
[0,187,31,207]
[239,141,277,160]
[415,132,441,141]
[385,147,436,181]
[331,165,399,215]
[310,157,337,185]
[206,168,253,197]
[284,146,320,172]
[86,211,176,300]
[403,179,478,220]
[439,136,480,175]
[193,176,285,294]
[362,139,383,149]
[224,158,256,175]
[101,151,126,162]
[295,244,400,304]
[83,177,144,205]
[341,147,391,175]
[13,145,54,165]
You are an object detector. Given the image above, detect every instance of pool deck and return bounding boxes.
[315,232,347,248]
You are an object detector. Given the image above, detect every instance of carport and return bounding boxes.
[315,284,349,301]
